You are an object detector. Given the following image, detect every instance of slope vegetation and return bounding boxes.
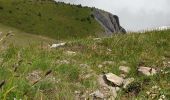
[0,0,103,39]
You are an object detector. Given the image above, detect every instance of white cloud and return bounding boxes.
[55,0,170,31]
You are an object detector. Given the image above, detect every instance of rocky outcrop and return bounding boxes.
[93,9,126,34]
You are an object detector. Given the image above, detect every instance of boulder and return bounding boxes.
[138,67,157,76]
[104,73,124,86]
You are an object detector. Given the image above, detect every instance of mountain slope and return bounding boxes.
[0,0,125,40]
[0,23,56,47]
[0,0,103,39]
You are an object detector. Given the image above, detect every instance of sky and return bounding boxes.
[55,0,170,31]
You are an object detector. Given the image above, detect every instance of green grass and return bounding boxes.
[0,30,170,99]
[0,23,56,47]
[0,0,103,40]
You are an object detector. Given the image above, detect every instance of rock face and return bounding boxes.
[93,9,126,34]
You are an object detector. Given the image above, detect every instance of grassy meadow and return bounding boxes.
[0,28,169,99]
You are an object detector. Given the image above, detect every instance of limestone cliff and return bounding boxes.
[93,9,126,34]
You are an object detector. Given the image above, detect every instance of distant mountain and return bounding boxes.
[137,26,170,33]
[0,0,125,39]
[154,26,170,31]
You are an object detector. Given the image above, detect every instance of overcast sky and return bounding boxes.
[55,0,170,31]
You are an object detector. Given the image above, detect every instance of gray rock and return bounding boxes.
[98,75,122,99]
[98,75,109,87]
[168,61,170,64]
[49,42,66,48]
[123,78,135,88]
[138,67,157,76]
[65,51,76,56]
[93,9,126,35]
[80,64,90,68]
[56,60,70,64]
[120,74,126,78]
[26,70,42,84]
[90,90,104,99]
[105,73,124,86]
[119,66,130,73]
[98,64,103,68]
[102,61,115,65]
[93,38,102,41]
[109,87,119,99]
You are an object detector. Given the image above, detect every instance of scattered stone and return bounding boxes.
[74,90,81,94]
[107,48,112,52]
[167,61,170,67]
[105,73,124,86]
[138,67,157,76]
[98,75,122,99]
[93,38,101,41]
[119,66,130,73]
[98,75,108,87]
[98,64,103,68]
[152,85,159,89]
[168,61,170,64]
[146,85,162,99]
[123,78,135,88]
[109,87,119,99]
[44,74,57,84]
[26,70,42,85]
[65,51,76,56]
[80,64,90,68]
[159,95,166,100]
[120,74,126,78]
[103,61,115,65]
[50,42,66,48]
[56,60,70,65]
[83,74,92,79]
[90,90,104,99]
